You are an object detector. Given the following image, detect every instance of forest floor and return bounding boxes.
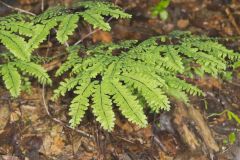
[0,0,240,160]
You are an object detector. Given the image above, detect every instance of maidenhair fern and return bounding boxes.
[0,1,129,97]
[53,32,240,131]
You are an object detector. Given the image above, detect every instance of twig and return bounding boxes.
[0,0,36,16]
[74,29,99,46]
[225,7,240,35]
[41,84,95,140]
[73,16,117,46]
[41,0,44,12]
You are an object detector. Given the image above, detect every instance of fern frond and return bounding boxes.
[87,40,138,55]
[164,76,204,96]
[79,10,110,31]
[0,31,30,61]
[33,6,67,23]
[56,14,79,44]
[52,77,81,100]
[161,46,184,73]
[55,46,81,76]
[69,81,95,127]
[110,80,147,127]
[27,20,57,53]
[121,73,170,112]
[92,81,115,131]
[0,13,31,24]
[164,87,189,104]
[1,63,21,97]
[53,31,239,131]
[77,1,131,19]
[12,60,52,85]
[0,21,33,37]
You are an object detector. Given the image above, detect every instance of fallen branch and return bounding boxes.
[0,0,36,16]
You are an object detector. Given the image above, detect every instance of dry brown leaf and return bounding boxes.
[0,105,10,132]
[177,19,189,29]
[50,135,65,154]
[93,31,112,43]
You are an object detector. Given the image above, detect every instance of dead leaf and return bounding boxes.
[177,19,189,29]
[0,105,10,132]
[50,135,65,154]
[93,31,112,43]
[0,155,20,160]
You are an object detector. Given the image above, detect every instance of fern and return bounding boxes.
[0,1,129,97]
[30,1,130,44]
[76,1,131,19]
[53,32,239,131]
[0,14,33,37]
[0,1,130,59]
[55,46,82,76]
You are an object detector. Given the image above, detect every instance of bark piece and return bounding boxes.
[173,102,219,152]
[173,102,200,151]
[188,106,219,152]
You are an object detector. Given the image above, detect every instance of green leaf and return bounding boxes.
[77,1,131,19]
[79,10,111,31]
[1,63,21,97]
[56,14,79,44]
[227,111,240,124]
[69,81,95,127]
[27,20,57,53]
[13,60,52,85]
[228,132,236,144]
[52,77,81,100]
[0,31,30,61]
[110,80,147,127]
[92,82,115,131]
[121,73,170,112]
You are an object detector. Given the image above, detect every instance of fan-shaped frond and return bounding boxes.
[53,31,239,131]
